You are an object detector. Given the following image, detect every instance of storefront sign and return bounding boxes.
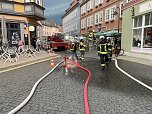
[140,1,152,13]
[29,26,35,31]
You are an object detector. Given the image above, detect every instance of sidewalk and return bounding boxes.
[117,51,152,66]
[0,51,60,73]
[82,51,152,66]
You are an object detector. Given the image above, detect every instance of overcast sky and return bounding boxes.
[44,0,71,24]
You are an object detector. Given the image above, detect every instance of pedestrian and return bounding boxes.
[79,39,86,61]
[97,36,109,70]
[36,37,41,52]
[70,39,78,61]
[18,38,24,53]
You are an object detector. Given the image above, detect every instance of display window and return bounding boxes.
[143,27,152,48]
[132,13,152,53]
[133,28,142,47]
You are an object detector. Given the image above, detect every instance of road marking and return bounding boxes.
[8,60,64,114]
[114,58,152,91]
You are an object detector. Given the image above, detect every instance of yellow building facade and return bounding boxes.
[0,0,45,47]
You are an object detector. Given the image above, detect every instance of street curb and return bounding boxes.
[0,55,61,74]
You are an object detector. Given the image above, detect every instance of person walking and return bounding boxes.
[36,38,41,52]
[97,36,109,70]
[107,38,112,61]
[70,39,78,61]
[18,38,24,53]
[79,39,86,61]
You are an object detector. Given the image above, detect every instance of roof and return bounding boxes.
[62,0,79,18]
[39,19,58,27]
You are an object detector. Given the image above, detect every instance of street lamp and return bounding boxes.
[113,7,120,48]
[113,7,120,35]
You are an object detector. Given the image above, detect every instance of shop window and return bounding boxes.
[134,16,142,27]
[143,27,152,48]
[145,14,150,26]
[133,28,142,47]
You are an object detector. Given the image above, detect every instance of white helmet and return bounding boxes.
[99,36,104,39]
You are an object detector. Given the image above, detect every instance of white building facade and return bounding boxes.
[62,0,81,37]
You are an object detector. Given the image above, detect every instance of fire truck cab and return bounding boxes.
[48,33,68,51]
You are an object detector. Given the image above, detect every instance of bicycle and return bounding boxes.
[113,46,124,57]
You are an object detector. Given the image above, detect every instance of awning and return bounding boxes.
[94,31,106,36]
[105,30,121,37]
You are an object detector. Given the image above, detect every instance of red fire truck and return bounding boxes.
[48,33,68,51]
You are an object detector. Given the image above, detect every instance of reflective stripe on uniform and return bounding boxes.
[101,64,105,67]
[80,49,85,51]
[99,44,108,54]
[100,52,108,54]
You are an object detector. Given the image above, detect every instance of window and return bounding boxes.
[133,28,142,47]
[105,9,110,21]
[143,27,152,48]
[87,0,94,11]
[84,18,86,28]
[95,0,102,6]
[95,14,99,24]
[87,1,91,11]
[90,0,94,10]
[91,15,93,26]
[134,16,142,27]
[95,11,103,24]
[87,17,91,27]
[111,7,116,20]
[87,15,93,27]
[145,13,152,26]
[105,5,116,21]
[81,4,86,14]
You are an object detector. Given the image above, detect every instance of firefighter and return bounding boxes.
[98,36,109,70]
[107,38,112,61]
[70,39,78,60]
[88,31,93,41]
[79,39,86,61]
[88,31,94,50]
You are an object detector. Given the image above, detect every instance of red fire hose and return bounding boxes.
[70,59,91,114]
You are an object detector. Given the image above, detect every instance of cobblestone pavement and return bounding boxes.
[0,51,152,114]
[117,59,152,87]
[77,58,152,114]
[17,65,87,114]
[0,57,63,114]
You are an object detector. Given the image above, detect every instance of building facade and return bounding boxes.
[58,25,63,33]
[37,20,59,43]
[80,0,124,35]
[62,0,81,37]
[0,0,45,47]
[122,0,152,53]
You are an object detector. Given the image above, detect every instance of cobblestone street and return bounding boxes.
[0,52,152,114]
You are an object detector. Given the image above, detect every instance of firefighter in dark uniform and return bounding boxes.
[107,38,112,61]
[79,39,86,61]
[70,39,78,60]
[88,31,93,50]
[88,31,93,41]
[98,36,109,70]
